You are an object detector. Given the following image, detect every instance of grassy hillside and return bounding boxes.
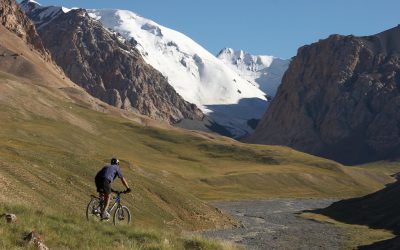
[0,22,398,249]
[0,69,395,219]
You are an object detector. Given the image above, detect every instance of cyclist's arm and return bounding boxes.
[121,177,129,189]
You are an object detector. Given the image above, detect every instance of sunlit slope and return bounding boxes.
[0,20,396,233]
[0,69,394,213]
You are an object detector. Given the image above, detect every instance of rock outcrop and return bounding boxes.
[0,0,48,58]
[249,26,400,164]
[24,230,49,250]
[1,213,17,223]
[21,1,203,123]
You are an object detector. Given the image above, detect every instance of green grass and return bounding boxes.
[0,203,238,250]
[301,213,395,250]
[0,74,398,249]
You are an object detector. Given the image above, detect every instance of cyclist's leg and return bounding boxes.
[96,177,111,216]
[99,192,104,208]
[103,193,110,212]
[101,179,112,217]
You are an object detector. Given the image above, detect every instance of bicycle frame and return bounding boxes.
[106,193,122,213]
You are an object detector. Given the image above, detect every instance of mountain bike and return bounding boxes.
[86,189,131,225]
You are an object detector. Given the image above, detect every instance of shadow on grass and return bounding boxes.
[197,143,280,165]
[304,180,400,249]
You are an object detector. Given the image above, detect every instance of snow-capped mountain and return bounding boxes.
[20,0,273,137]
[20,0,204,124]
[217,48,289,96]
[20,0,74,28]
[86,9,269,137]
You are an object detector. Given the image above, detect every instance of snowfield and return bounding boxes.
[87,9,267,107]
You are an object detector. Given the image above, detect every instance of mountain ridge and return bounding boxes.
[20,0,205,124]
[249,25,400,165]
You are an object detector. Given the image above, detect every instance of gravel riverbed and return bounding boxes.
[203,199,345,250]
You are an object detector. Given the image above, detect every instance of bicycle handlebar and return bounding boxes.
[111,189,131,194]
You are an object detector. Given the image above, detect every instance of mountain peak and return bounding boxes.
[217,48,276,67]
[20,0,40,6]
[375,24,400,36]
[372,25,400,54]
[217,48,289,96]
[19,0,77,29]
[217,47,235,56]
[20,0,42,12]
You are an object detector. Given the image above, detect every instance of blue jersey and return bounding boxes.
[95,164,123,183]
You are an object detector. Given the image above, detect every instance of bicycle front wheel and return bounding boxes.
[86,198,101,222]
[113,206,131,226]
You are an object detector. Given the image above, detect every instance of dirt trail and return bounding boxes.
[203,199,345,250]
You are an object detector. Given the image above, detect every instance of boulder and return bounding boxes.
[1,213,17,223]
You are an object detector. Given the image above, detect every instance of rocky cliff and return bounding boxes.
[0,0,48,58]
[21,1,203,123]
[249,26,400,164]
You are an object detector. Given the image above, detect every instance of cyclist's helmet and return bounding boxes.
[111,158,120,165]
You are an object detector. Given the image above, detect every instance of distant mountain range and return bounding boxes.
[86,8,287,137]
[19,0,288,137]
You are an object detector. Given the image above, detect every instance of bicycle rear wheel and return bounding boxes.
[86,198,101,221]
[113,206,131,226]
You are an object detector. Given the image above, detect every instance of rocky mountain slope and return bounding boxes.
[249,26,400,165]
[20,0,204,124]
[0,0,48,58]
[217,48,289,96]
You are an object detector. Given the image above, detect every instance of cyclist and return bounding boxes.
[95,158,131,220]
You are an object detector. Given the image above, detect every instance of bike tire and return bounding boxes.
[86,198,101,221]
[113,206,131,226]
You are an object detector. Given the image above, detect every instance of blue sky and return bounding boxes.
[22,0,400,59]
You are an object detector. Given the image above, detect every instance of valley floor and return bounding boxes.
[202,199,394,250]
[203,199,343,250]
